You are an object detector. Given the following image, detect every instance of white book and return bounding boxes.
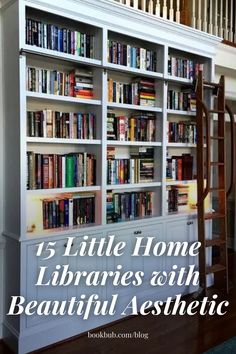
[62,156,66,188]
[43,110,47,138]
[140,48,146,70]
[130,159,135,184]
[47,70,50,94]
[43,24,47,48]
[69,198,73,226]
[172,159,176,180]
[35,69,39,92]
[38,69,42,93]
[127,45,131,67]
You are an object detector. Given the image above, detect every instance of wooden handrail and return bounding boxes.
[225,104,235,197]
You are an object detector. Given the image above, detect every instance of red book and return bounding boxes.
[42,155,49,189]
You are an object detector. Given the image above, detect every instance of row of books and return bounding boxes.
[27,152,96,190]
[27,66,93,99]
[108,39,157,72]
[166,154,194,181]
[167,121,197,144]
[167,186,189,213]
[42,193,95,229]
[107,147,154,185]
[27,110,96,139]
[168,89,196,111]
[107,112,156,142]
[107,191,153,223]
[168,56,204,80]
[107,159,154,185]
[108,77,156,107]
[26,18,95,58]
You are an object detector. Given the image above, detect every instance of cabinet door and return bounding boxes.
[25,239,70,328]
[69,233,105,299]
[165,218,199,296]
[106,222,164,316]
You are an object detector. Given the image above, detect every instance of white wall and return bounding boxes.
[215,43,236,100]
[215,42,236,251]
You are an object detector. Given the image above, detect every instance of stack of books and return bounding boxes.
[167,186,189,213]
[107,39,157,71]
[27,66,94,99]
[26,18,95,58]
[107,191,153,223]
[42,193,95,229]
[107,77,156,107]
[74,69,93,99]
[135,78,156,107]
[27,110,96,139]
[27,152,96,190]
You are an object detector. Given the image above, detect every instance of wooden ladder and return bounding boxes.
[196,71,235,295]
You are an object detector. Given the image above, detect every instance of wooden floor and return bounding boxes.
[1,252,236,354]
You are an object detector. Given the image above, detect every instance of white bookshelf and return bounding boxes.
[2,0,220,352]
[26,91,102,105]
[107,102,162,112]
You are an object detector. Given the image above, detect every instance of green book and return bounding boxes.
[66,155,75,188]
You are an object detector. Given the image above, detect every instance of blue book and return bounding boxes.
[64,199,69,227]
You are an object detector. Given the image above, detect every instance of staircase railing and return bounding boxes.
[112,0,236,45]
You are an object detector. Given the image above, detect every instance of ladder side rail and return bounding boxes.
[196,70,207,293]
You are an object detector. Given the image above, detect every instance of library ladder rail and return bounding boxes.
[196,71,235,295]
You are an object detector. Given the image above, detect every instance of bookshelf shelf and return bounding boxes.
[106,182,161,190]
[167,142,197,148]
[26,92,102,105]
[26,186,101,194]
[26,137,102,145]
[167,109,196,116]
[107,102,162,112]
[26,222,101,238]
[166,180,197,186]
[105,62,163,79]
[106,141,162,147]
[23,45,102,67]
[165,75,193,84]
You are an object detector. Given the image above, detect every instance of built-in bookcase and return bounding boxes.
[2,1,221,352]
[8,1,213,238]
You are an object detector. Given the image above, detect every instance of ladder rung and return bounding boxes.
[209,187,225,192]
[209,109,225,114]
[204,212,225,220]
[206,264,226,274]
[210,162,224,166]
[205,239,226,247]
[203,81,222,88]
[210,136,224,140]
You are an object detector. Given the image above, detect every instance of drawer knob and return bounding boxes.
[134,230,142,235]
[187,221,193,226]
